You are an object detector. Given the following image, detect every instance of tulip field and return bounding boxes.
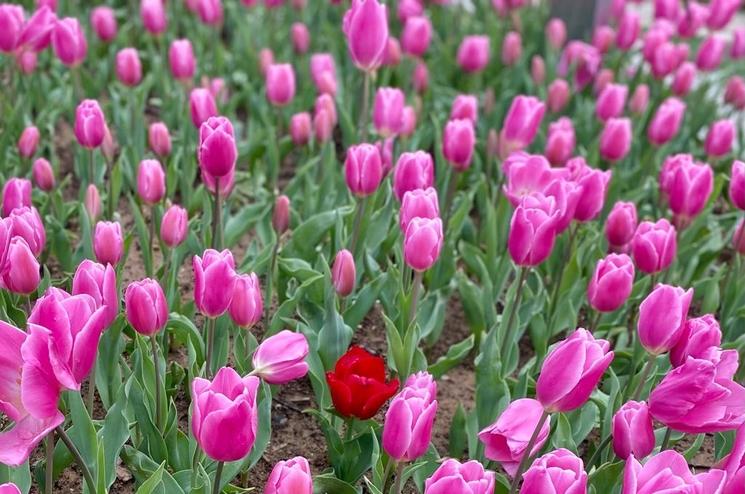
[3,0,745,492]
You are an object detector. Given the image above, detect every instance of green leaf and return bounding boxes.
[134,461,165,494]
[313,473,360,494]
[550,414,576,453]
[428,335,475,379]
[588,461,624,493]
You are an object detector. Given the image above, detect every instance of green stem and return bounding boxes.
[45,432,54,494]
[586,433,613,470]
[147,206,155,277]
[392,461,406,494]
[631,353,657,402]
[190,448,202,491]
[407,271,423,328]
[213,461,225,494]
[205,317,216,378]
[501,267,529,358]
[442,168,459,234]
[151,336,163,432]
[550,225,577,330]
[56,426,97,494]
[349,197,368,258]
[212,177,223,249]
[359,71,371,141]
[89,148,95,186]
[589,310,602,333]
[86,363,96,416]
[660,427,673,451]
[106,156,114,219]
[508,410,550,494]
[264,238,280,328]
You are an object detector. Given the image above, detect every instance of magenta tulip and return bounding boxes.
[190,88,218,128]
[631,219,677,274]
[93,221,123,266]
[500,95,545,155]
[596,83,628,122]
[400,187,439,233]
[592,25,615,54]
[252,330,309,384]
[148,122,172,158]
[344,143,383,196]
[17,6,55,53]
[290,112,312,146]
[671,62,695,96]
[558,41,600,89]
[413,61,429,93]
[623,450,726,493]
[725,76,745,109]
[383,371,438,462]
[373,87,404,137]
[90,6,117,42]
[265,457,313,494]
[265,63,296,107]
[567,157,611,222]
[74,100,105,149]
[0,5,24,53]
[125,278,168,336]
[704,119,735,157]
[169,39,196,81]
[531,55,546,85]
[17,126,39,159]
[648,97,685,146]
[273,195,290,234]
[637,284,693,355]
[508,193,560,266]
[730,160,745,210]
[501,31,521,65]
[457,35,490,73]
[32,158,55,192]
[667,157,713,226]
[193,249,237,318]
[115,48,142,86]
[401,15,431,57]
[393,151,434,201]
[521,449,587,494]
[670,314,722,368]
[343,0,388,71]
[404,217,443,272]
[84,183,101,221]
[228,273,263,328]
[141,0,167,34]
[587,254,635,313]
[137,159,166,205]
[72,259,118,327]
[442,119,475,171]
[544,118,574,166]
[612,401,655,460]
[616,10,640,50]
[51,17,86,67]
[599,118,631,162]
[629,84,649,114]
[424,459,495,494]
[331,249,355,297]
[198,116,237,178]
[697,34,725,71]
[605,201,637,251]
[2,177,32,217]
[547,78,570,113]
[161,205,188,248]
[545,18,566,50]
[2,237,39,295]
[9,206,45,257]
[309,53,337,95]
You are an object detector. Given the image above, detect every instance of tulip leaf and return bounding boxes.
[134,461,165,494]
[313,473,360,494]
[588,460,624,493]
[550,413,576,453]
[121,446,185,494]
[428,335,475,379]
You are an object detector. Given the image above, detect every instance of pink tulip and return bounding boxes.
[537,328,614,412]
[344,143,383,196]
[193,249,237,318]
[404,217,443,271]
[637,284,692,355]
[198,116,237,178]
[596,83,628,122]
[424,459,495,494]
[2,177,32,216]
[732,28,745,58]
[547,79,570,113]
[17,126,40,159]
[708,0,741,29]
[397,0,423,21]
[508,192,560,266]
[313,110,334,143]
[51,17,86,66]
[137,159,166,205]
[343,0,388,71]
[141,0,167,34]
[594,68,615,95]
[72,259,118,328]
[190,88,218,128]
[382,32,401,67]
[74,100,105,149]
[650,41,682,79]
[670,62,695,97]
[599,118,631,162]
[0,4,24,53]
[631,219,677,274]
[666,157,713,224]
[648,97,685,146]
[331,249,355,297]
[84,183,101,221]
[192,367,260,461]
[309,53,337,95]
[716,423,745,494]
[629,84,649,114]
[500,95,545,155]
[545,18,566,50]
[623,450,726,493]
[273,195,290,234]
[677,2,709,38]
[605,201,637,251]
[592,25,615,54]
[558,41,601,90]
[696,34,725,71]
[393,151,434,201]
[730,160,745,210]
[161,205,188,248]
[725,76,745,109]
[670,314,722,367]
[15,49,38,74]
[252,330,308,384]
[383,371,438,462]
[501,31,521,65]
[90,6,116,42]
[616,10,640,50]
[289,112,312,146]
[148,122,172,157]
[289,22,310,54]
[32,158,55,191]
[314,93,338,126]
[18,6,56,53]
[372,87,404,137]
[196,0,223,25]
[124,278,168,336]
[530,55,545,86]
[413,60,429,93]
[265,457,313,494]
[612,401,655,460]
[521,449,587,494]
[567,157,611,222]
[648,356,745,433]
[93,221,123,266]
[442,119,475,171]
[168,39,196,82]
[400,187,439,233]
[587,253,635,313]
[115,48,141,86]
[265,63,296,107]
[400,106,417,137]
[457,35,490,73]
[543,178,581,234]
[2,237,39,295]
[478,398,550,476]
[228,273,263,328]
[450,95,478,125]
[502,153,561,207]
[401,15,431,57]
[8,206,45,257]
[704,119,735,157]
[544,118,574,166]
[101,125,115,162]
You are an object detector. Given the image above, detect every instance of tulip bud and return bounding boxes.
[404,217,443,272]
[401,16,431,57]
[193,249,237,318]
[605,201,637,251]
[137,159,166,205]
[75,100,105,149]
[392,151,434,201]
[593,25,615,54]
[638,283,693,355]
[442,119,475,171]
[141,0,167,35]
[457,35,490,73]
[611,400,655,460]
[400,187,439,233]
[383,371,438,462]
[373,87,404,137]
[547,78,570,113]
[648,97,686,146]
[290,22,310,54]
[271,195,291,235]
[115,48,142,86]
[0,4,24,53]
[412,61,429,93]
[587,254,635,313]
[531,55,545,85]
[730,160,745,210]
[666,156,713,226]
[724,76,745,110]
[450,95,478,124]
[252,330,309,384]
[400,106,417,137]
[93,221,123,266]
[501,31,521,66]
[8,206,45,257]
[90,6,117,42]
[196,0,223,25]
[536,328,614,412]
[83,183,101,221]
[2,178,32,217]
[309,53,336,95]
[545,18,566,50]
[424,459,495,494]
[544,118,574,166]
[617,11,640,51]
[696,34,725,71]
[265,63,296,107]
[670,314,722,367]
[704,119,735,157]
[382,36,401,67]
[629,84,649,114]
[286,112,312,146]
[707,0,739,29]
[169,39,196,81]
[265,457,313,494]
[229,273,263,328]
[599,118,631,162]
[331,249,355,297]
[314,93,337,127]
[508,193,559,266]
[631,219,677,274]
[596,83,628,122]
[101,125,116,163]
[189,88,218,128]
[161,205,188,248]
[344,144,383,197]
[32,158,55,192]
[732,27,745,59]
[17,126,40,159]
[148,122,172,158]
[2,237,40,295]
[52,17,87,67]
[343,0,388,71]
[313,110,333,143]
[198,116,237,178]
[125,278,168,336]
[15,49,38,75]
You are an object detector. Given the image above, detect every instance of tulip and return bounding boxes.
[596,83,628,122]
[8,207,45,257]
[2,177,32,217]
[198,116,237,178]
[599,118,631,162]
[612,401,655,460]
[536,328,614,413]
[84,183,101,221]
[594,68,615,94]
[397,0,423,21]
[424,459,495,494]
[124,278,168,336]
[670,314,722,368]
[0,484,21,494]
[677,2,708,38]
[542,178,580,234]
[704,119,735,157]
[252,330,308,384]
[101,125,115,162]
[372,87,404,137]
[148,122,172,158]
[400,106,417,138]
[331,249,355,297]
[52,17,86,66]
[501,31,521,65]
[631,219,677,274]
[74,100,105,149]
[545,18,566,50]
[730,160,745,210]
[697,34,725,71]
[288,112,312,146]
[265,63,296,107]
[629,84,649,114]
[403,217,443,272]
[326,346,399,419]
[666,157,713,225]
[17,126,40,159]
[169,39,196,81]
[733,28,745,58]
[449,95,478,125]
[401,16,431,57]
[400,187,439,233]
[272,195,290,234]
[375,138,394,176]
[716,423,745,494]
[725,76,745,110]
[478,398,550,476]
[558,41,601,90]
[735,220,745,254]
[623,450,726,493]
[2,237,39,295]
[115,48,141,86]
[649,356,745,433]
[521,449,588,494]
[544,117,574,166]
[287,22,310,55]
[382,36,401,66]
[15,50,37,75]
[136,159,166,205]
[383,371,438,462]
[587,254,635,313]
[592,25,615,54]
[567,157,611,222]
[90,6,117,42]
[649,41,680,79]
[648,97,685,146]
[189,88,218,128]
[309,53,336,95]
[508,192,562,266]
[228,273,263,328]
[637,284,692,355]
[393,151,434,201]
[605,201,637,251]
[343,0,388,71]
[93,221,123,266]
[707,0,738,28]
[442,119,475,171]
[344,143,383,196]
[314,93,338,127]
[160,204,188,248]
[413,61,429,93]
[502,154,559,208]
[547,78,570,113]
[32,158,55,191]
[500,95,545,155]
[196,0,223,25]
[141,0,166,34]
[457,35,490,73]
[72,259,118,328]
[530,55,545,86]
[671,62,695,96]
[17,6,55,52]
[616,10,640,50]
[265,457,313,494]
[194,249,237,318]
[0,5,24,53]
[313,110,334,143]
[192,367,260,461]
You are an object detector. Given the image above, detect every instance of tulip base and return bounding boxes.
[151,335,163,431]
[56,426,97,494]
[213,461,225,494]
[392,461,406,494]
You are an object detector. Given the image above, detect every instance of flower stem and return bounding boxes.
[550,225,577,331]
[509,410,550,494]
[86,363,96,416]
[151,335,163,432]
[349,197,368,258]
[407,271,423,328]
[45,431,54,494]
[212,177,222,250]
[585,433,613,470]
[89,148,95,186]
[264,237,280,328]
[55,426,97,494]
[213,461,225,494]
[205,317,217,378]
[392,461,406,494]
[359,71,371,141]
[147,206,155,278]
[631,353,657,402]
[501,267,529,367]
[660,427,673,451]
